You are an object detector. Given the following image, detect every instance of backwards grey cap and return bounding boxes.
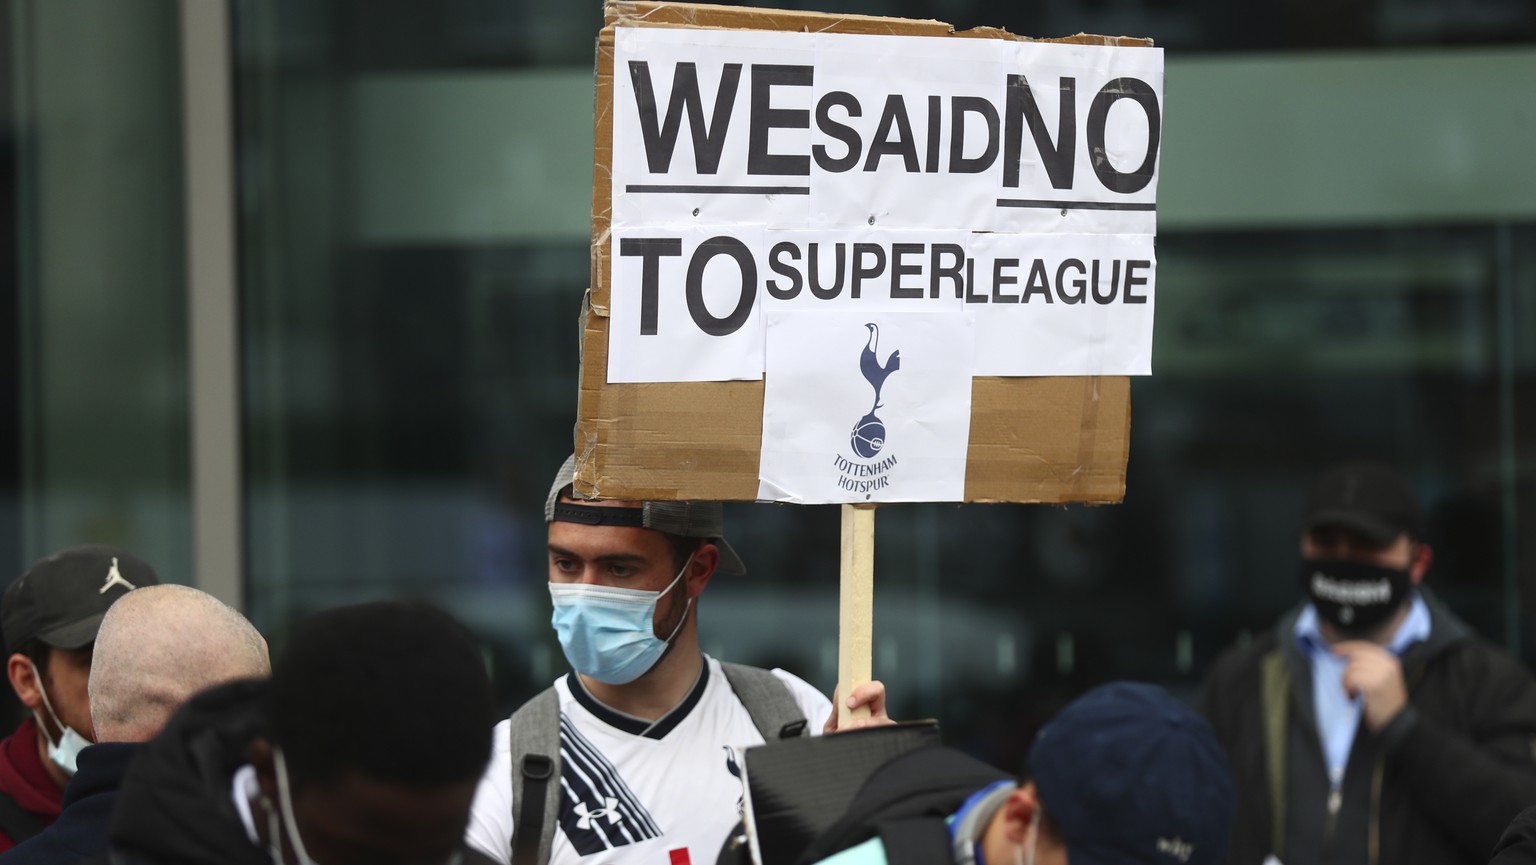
[545,455,747,576]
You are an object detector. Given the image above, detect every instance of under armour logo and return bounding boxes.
[1156,837,1194,862]
[99,558,136,594]
[573,797,619,830]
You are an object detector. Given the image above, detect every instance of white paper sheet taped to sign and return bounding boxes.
[758,310,974,503]
[606,26,1163,386]
[608,228,1156,382]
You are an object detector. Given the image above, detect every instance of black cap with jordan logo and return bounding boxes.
[1,544,161,655]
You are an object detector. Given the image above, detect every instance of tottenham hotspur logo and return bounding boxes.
[99,557,136,594]
[851,323,900,458]
[833,323,903,496]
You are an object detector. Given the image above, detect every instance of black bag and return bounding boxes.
[724,721,943,865]
[798,746,1013,865]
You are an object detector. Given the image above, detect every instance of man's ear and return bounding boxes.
[999,782,1043,844]
[687,544,720,598]
[7,653,44,711]
[248,737,278,799]
[1410,542,1434,586]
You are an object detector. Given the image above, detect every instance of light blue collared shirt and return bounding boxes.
[1295,594,1430,789]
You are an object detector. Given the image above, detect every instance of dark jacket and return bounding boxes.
[107,678,270,865]
[797,746,1011,865]
[1492,806,1536,864]
[1198,591,1536,865]
[0,742,139,865]
[0,717,64,852]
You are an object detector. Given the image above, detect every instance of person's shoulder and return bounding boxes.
[496,678,571,751]
[709,657,817,696]
[1197,621,1290,725]
[757,663,833,712]
[763,665,825,698]
[1511,804,1536,832]
[1491,804,1536,864]
[1432,630,1536,695]
[711,658,833,732]
[1419,595,1529,676]
[1397,609,1536,730]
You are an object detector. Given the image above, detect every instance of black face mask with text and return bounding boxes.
[1299,558,1411,636]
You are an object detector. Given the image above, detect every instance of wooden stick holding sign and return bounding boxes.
[838,503,876,728]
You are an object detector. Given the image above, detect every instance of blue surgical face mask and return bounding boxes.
[549,555,693,685]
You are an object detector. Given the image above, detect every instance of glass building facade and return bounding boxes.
[3,0,1534,765]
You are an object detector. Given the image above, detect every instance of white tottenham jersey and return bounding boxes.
[467,655,832,865]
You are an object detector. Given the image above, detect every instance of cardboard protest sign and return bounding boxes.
[577,1,1157,505]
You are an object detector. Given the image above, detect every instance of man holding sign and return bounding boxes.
[489,6,1158,865]
[465,456,890,865]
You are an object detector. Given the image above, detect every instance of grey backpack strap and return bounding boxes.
[720,662,811,741]
[508,687,562,865]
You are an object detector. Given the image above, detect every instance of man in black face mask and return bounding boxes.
[1199,460,1536,865]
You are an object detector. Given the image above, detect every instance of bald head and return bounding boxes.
[88,584,269,743]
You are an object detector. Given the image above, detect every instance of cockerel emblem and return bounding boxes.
[850,323,900,459]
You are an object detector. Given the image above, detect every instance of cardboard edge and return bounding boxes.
[605,0,955,35]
